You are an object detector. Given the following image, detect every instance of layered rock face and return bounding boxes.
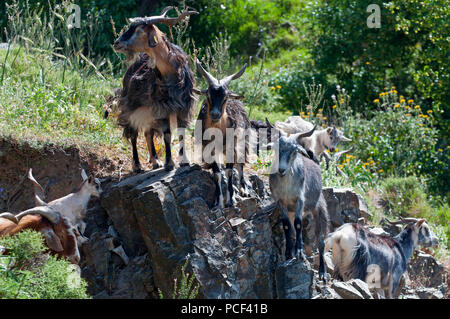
[79,165,447,299]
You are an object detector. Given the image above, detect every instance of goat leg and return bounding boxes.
[280,203,295,260]
[162,119,175,171]
[225,163,235,207]
[145,129,162,169]
[131,129,142,173]
[315,199,329,283]
[177,119,190,166]
[212,162,224,209]
[293,199,307,261]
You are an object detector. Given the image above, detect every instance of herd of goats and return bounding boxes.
[0,7,440,299]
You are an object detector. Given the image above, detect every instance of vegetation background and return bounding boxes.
[0,0,448,298]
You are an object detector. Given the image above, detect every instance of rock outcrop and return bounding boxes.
[78,165,446,299]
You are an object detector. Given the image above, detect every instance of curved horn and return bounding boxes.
[0,212,18,224]
[297,125,317,139]
[129,8,199,27]
[196,59,218,86]
[340,135,352,142]
[28,168,46,204]
[221,64,247,88]
[15,206,61,224]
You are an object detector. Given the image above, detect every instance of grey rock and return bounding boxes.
[407,251,447,288]
[416,287,444,299]
[331,281,364,299]
[275,259,314,299]
[348,279,373,299]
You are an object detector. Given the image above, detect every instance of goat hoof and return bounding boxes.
[179,162,190,167]
[295,249,307,261]
[150,158,163,170]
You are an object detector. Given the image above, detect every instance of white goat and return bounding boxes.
[28,168,102,244]
[275,116,351,172]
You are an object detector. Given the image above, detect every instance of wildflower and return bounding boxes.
[392,86,396,89]
[331,94,336,101]
[270,86,276,90]
[339,98,345,104]
[405,113,411,117]
[378,169,384,173]
[408,99,414,104]
[366,61,370,65]
[318,108,323,112]
[323,117,327,120]
[394,104,399,108]
[400,99,406,103]
[438,148,443,152]
[427,110,432,114]
[276,85,282,89]
[414,105,421,109]
[332,104,337,109]
[374,99,380,103]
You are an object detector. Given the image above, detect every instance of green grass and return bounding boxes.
[0,48,126,153]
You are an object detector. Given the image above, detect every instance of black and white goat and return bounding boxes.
[269,126,330,282]
[195,59,253,208]
[325,218,439,298]
[111,7,198,172]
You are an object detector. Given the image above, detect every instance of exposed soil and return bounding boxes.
[0,137,125,213]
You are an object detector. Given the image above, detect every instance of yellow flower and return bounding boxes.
[438,148,443,152]
[394,104,399,108]
[335,148,339,152]
[271,86,276,90]
[323,117,327,120]
[374,99,380,103]
[276,85,282,89]
[414,105,421,109]
[408,99,414,104]
[405,113,411,117]
[318,108,323,112]
[339,98,345,104]
[378,169,384,173]
[391,86,396,89]
[400,99,406,103]
[332,104,337,109]
[427,110,432,114]
[365,61,370,65]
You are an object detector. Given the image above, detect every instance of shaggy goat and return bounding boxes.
[28,168,101,245]
[269,127,330,282]
[0,207,80,264]
[325,218,439,298]
[111,7,198,172]
[195,59,253,208]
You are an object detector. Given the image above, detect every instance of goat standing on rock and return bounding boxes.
[325,218,439,298]
[195,59,253,208]
[269,126,330,282]
[112,7,198,172]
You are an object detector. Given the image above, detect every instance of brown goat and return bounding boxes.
[0,208,80,264]
[111,7,198,172]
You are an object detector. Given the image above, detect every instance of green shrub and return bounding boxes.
[158,259,199,299]
[0,230,89,299]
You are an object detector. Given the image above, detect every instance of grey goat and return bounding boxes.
[269,126,330,282]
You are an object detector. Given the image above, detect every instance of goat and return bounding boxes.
[28,168,101,245]
[195,59,254,208]
[324,218,439,298]
[269,126,330,282]
[0,207,80,264]
[275,116,351,170]
[111,7,198,172]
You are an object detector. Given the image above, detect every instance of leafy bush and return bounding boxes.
[158,259,199,299]
[342,89,448,196]
[308,0,449,118]
[0,230,89,299]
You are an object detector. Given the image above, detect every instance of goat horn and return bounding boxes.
[333,148,353,162]
[28,168,46,202]
[196,59,218,86]
[0,212,18,223]
[15,206,61,224]
[192,87,208,95]
[385,218,404,225]
[130,8,199,27]
[221,64,247,88]
[340,135,352,142]
[297,125,317,139]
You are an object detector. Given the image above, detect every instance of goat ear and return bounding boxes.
[228,91,244,100]
[416,219,425,227]
[326,127,332,134]
[42,229,64,252]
